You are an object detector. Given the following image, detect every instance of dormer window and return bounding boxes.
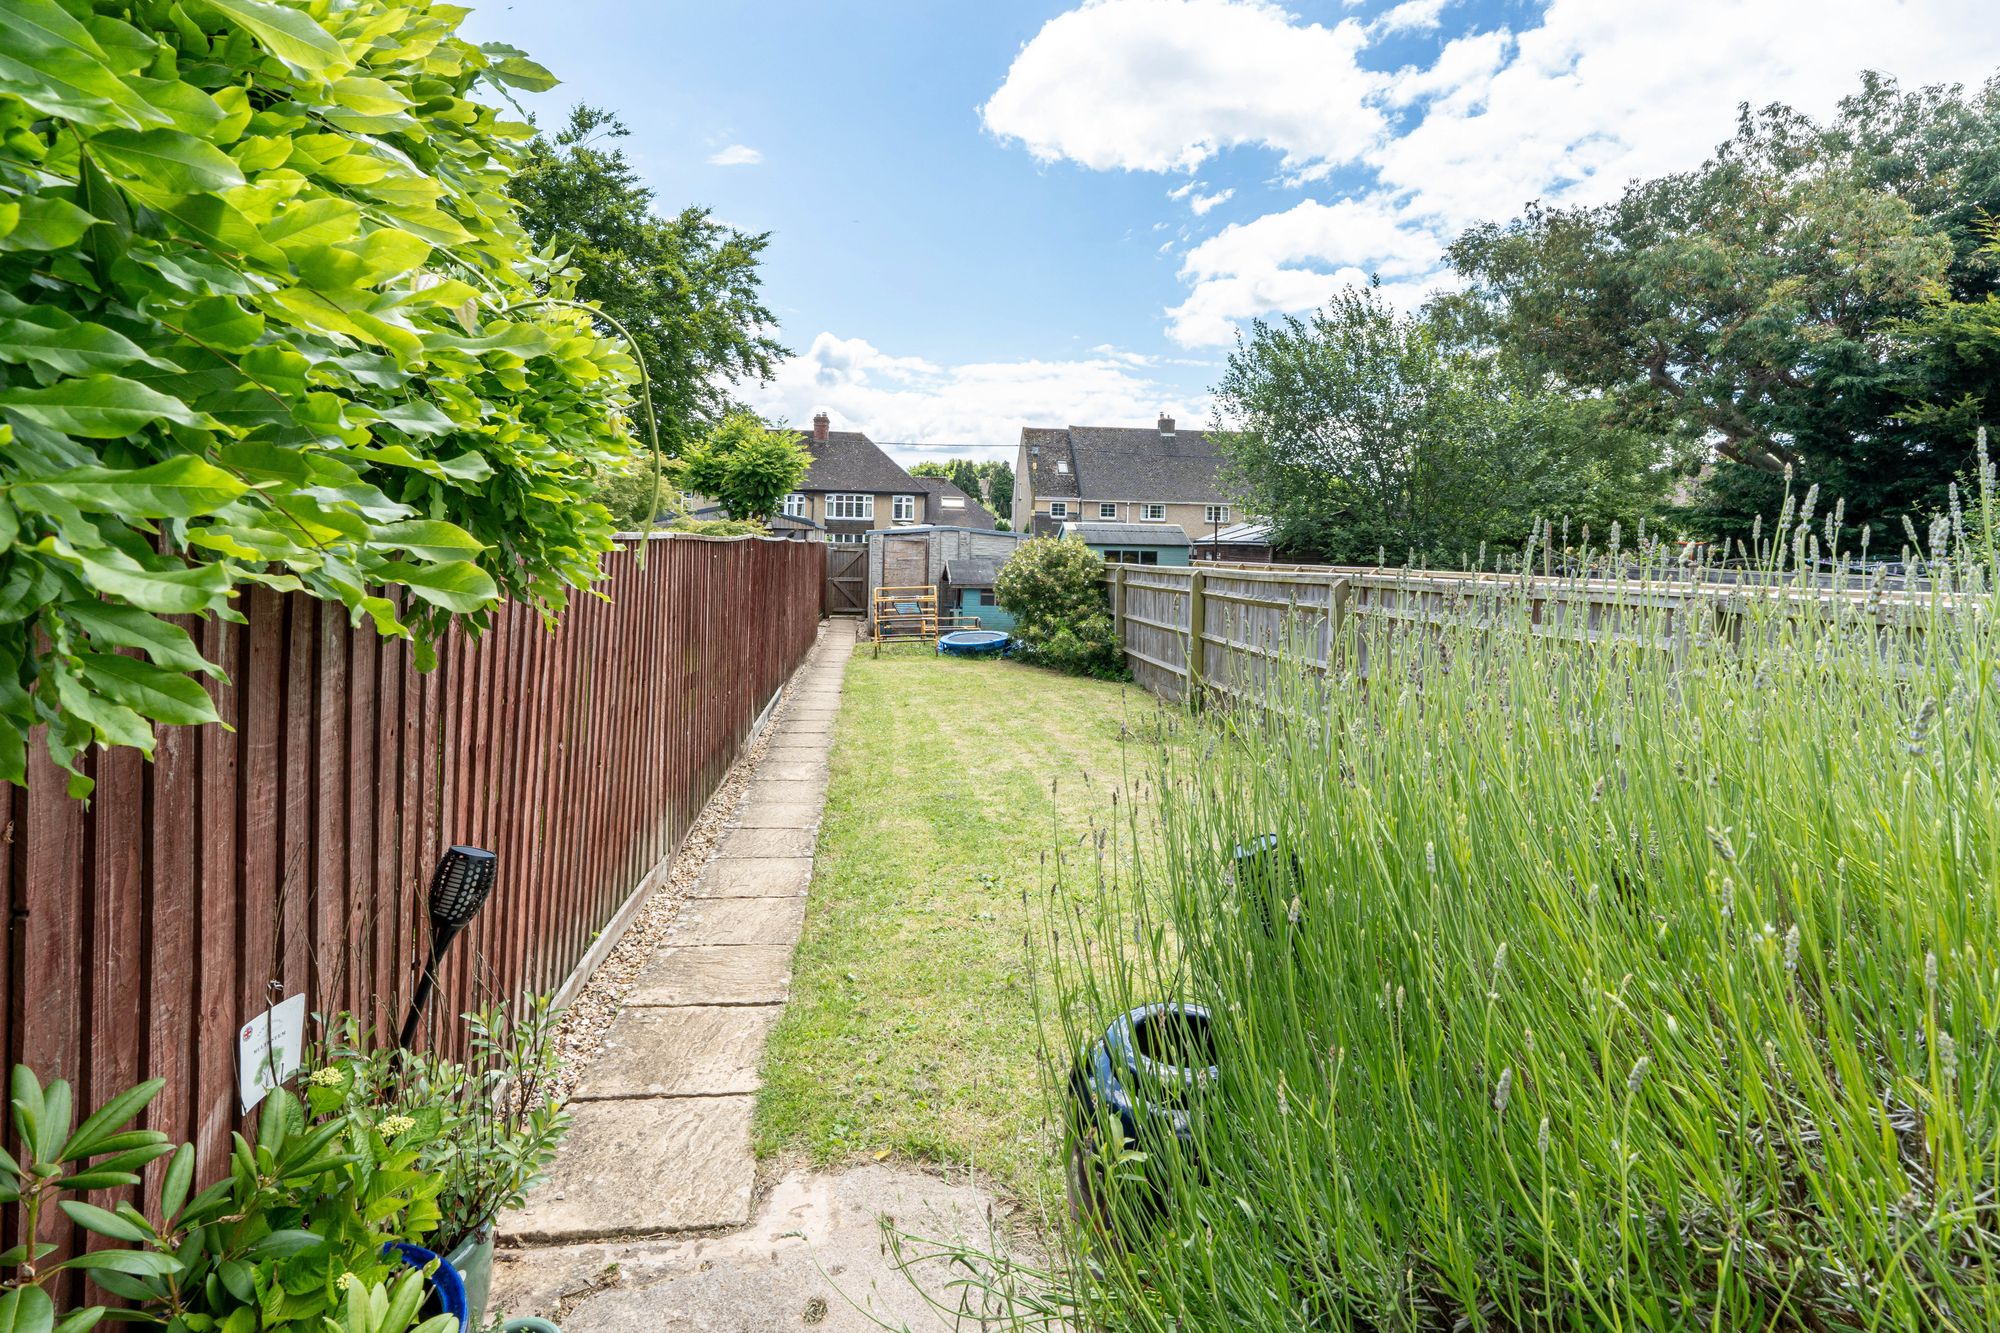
[943,495,964,510]
[1055,460,1070,474]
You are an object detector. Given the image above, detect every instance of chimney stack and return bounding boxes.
[812,411,830,443]
[1158,413,1175,437]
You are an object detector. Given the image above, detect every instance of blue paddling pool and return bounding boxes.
[938,630,1011,657]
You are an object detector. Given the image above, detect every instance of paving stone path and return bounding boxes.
[501,622,852,1249]
[493,622,1043,1331]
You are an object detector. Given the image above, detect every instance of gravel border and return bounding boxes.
[541,634,823,1104]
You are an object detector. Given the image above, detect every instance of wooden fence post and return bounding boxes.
[1114,564,1128,646]
[1186,565,1207,699]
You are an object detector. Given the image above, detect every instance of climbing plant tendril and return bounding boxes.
[0,0,639,797]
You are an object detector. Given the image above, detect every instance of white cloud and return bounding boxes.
[1188,187,1235,215]
[988,0,2000,345]
[980,0,1382,174]
[706,144,763,167]
[752,332,1201,458]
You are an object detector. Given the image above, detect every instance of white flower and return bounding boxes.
[379,1114,416,1137]
[1493,1068,1513,1114]
[1626,1057,1650,1096]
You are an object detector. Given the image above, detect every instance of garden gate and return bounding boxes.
[825,544,868,615]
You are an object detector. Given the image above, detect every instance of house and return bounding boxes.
[683,503,824,541]
[1061,521,1191,566]
[768,414,931,544]
[1011,415,1237,541]
[908,475,998,529]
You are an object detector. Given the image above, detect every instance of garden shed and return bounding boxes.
[867,526,1026,629]
[1062,520,1191,566]
[941,557,1015,630]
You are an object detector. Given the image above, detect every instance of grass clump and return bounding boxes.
[1036,508,2000,1330]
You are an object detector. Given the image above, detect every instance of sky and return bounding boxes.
[462,0,2000,465]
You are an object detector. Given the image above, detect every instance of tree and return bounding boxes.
[993,538,1122,677]
[978,460,1015,518]
[0,0,633,794]
[510,106,787,456]
[1211,287,1666,565]
[1449,74,2000,543]
[678,412,811,521]
[910,459,983,500]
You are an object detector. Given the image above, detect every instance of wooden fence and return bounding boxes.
[1,533,821,1190]
[1110,562,1925,702]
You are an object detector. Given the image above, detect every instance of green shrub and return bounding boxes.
[994,537,1123,677]
[0,0,634,795]
[1041,516,2000,1329]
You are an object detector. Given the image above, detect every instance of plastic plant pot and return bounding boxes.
[1231,833,1300,934]
[385,1242,469,1331]
[1065,1002,1219,1240]
[445,1227,494,1327]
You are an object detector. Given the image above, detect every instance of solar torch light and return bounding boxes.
[398,845,498,1049]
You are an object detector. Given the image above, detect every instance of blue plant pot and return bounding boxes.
[385,1242,469,1332]
[1065,1002,1219,1237]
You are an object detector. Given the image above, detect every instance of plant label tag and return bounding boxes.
[238,993,307,1114]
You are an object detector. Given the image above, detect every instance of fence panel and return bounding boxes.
[2,533,823,1230]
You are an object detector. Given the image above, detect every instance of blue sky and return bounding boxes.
[463,0,2000,462]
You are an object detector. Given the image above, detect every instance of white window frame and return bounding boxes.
[1139,503,1167,522]
[782,492,809,519]
[1098,502,1118,520]
[892,494,916,522]
[1055,460,1070,474]
[941,495,965,510]
[1048,501,1069,519]
[828,531,868,545]
[1205,504,1230,524]
[826,493,874,521]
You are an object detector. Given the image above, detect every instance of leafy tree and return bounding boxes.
[679,411,811,521]
[978,460,1015,517]
[1211,287,1666,565]
[1450,74,2000,543]
[994,537,1123,677]
[0,0,633,794]
[910,459,983,501]
[510,106,787,456]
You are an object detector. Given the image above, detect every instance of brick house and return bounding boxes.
[769,413,931,544]
[1009,415,1237,543]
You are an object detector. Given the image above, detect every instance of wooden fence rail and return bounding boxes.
[2,533,822,1199]
[1111,562,1931,703]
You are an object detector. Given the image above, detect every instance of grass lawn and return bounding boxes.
[754,645,1158,1209]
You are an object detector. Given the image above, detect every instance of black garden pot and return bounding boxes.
[1231,833,1301,935]
[1065,1002,1219,1239]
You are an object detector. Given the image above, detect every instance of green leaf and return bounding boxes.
[72,553,232,615]
[51,671,153,755]
[0,374,209,439]
[57,1200,148,1243]
[78,653,221,728]
[53,1250,180,1277]
[372,520,485,563]
[86,128,246,196]
[158,1143,193,1221]
[56,1077,162,1162]
[0,196,96,253]
[0,1285,55,1333]
[0,0,153,130]
[64,602,220,677]
[195,0,344,76]
[19,456,246,518]
[243,1230,324,1260]
[178,297,265,355]
[382,559,497,614]
[51,1309,105,1333]
[0,317,162,378]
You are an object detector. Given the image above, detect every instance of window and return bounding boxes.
[1048,501,1069,518]
[1205,504,1231,524]
[681,490,700,510]
[826,493,874,521]
[1098,502,1118,520]
[1139,503,1166,522]
[942,495,965,510]
[828,531,868,545]
[892,494,916,522]
[1104,550,1160,565]
[1055,460,1070,474]
[782,493,809,518]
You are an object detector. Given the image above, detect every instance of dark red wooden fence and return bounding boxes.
[1,533,822,1181]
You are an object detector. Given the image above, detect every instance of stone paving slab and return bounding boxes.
[666,895,807,947]
[734,800,822,829]
[741,778,823,806]
[751,759,827,783]
[627,945,792,1006]
[716,826,815,859]
[502,1097,755,1242]
[574,1006,779,1100]
[692,856,811,898]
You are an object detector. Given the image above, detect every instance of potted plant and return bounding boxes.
[0,1067,460,1333]
[326,999,570,1327]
